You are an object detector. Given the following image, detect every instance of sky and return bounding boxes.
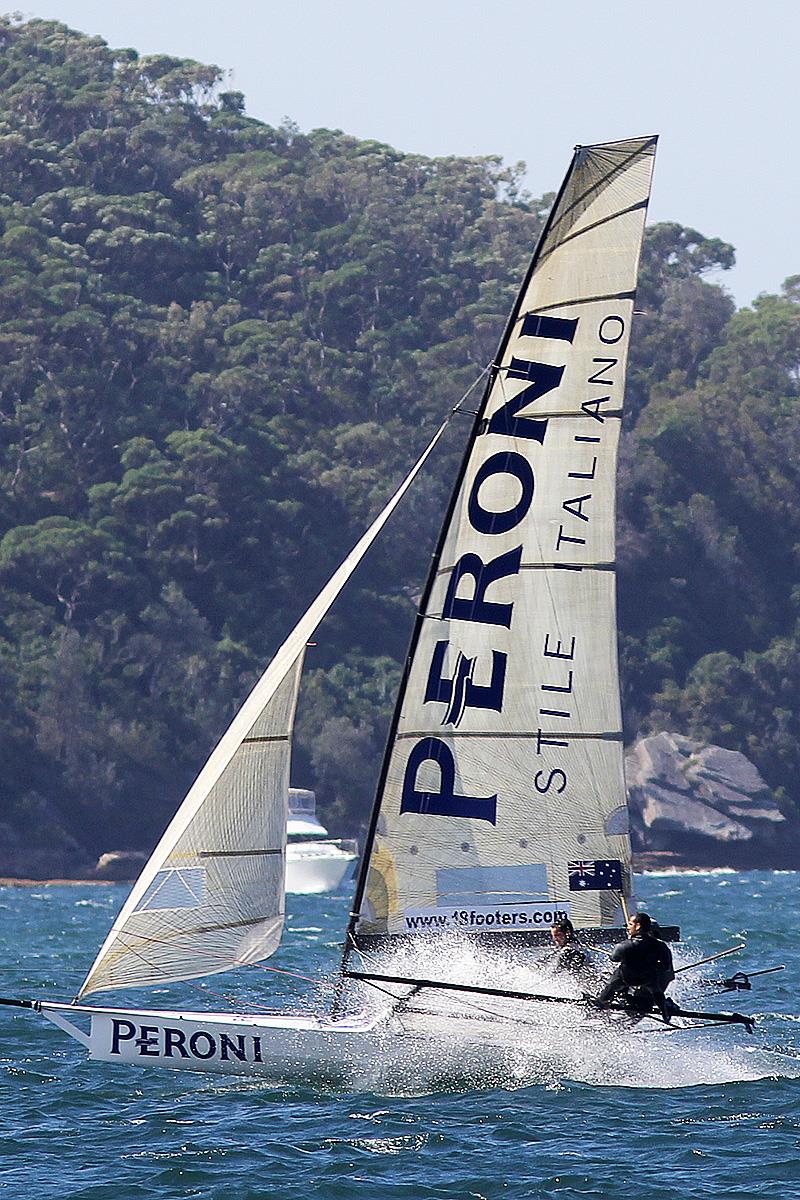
[16,0,800,308]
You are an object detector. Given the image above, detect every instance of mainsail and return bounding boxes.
[349,137,657,947]
[79,410,456,996]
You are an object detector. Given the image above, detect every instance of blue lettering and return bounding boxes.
[563,494,591,523]
[486,313,575,440]
[519,313,578,343]
[135,1025,160,1056]
[164,1027,189,1058]
[189,1031,216,1059]
[599,315,625,344]
[424,642,507,726]
[487,358,555,443]
[534,769,567,794]
[400,737,497,823]
[220,1034,247,1062]
[468,452,534,535]
[581,395,614,422]
[588,358,617,386]
[442,546,521,628]
[110,1018,136,1055]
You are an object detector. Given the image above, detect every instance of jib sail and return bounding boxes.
[79,413,454,996]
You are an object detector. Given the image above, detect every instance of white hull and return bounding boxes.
[42,1002,382,1084]
[39,999,575,1088]
[285,842,357,894]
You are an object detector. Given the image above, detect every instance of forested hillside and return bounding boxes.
[1,17,798,874]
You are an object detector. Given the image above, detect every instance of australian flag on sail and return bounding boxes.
[568,859,623,891]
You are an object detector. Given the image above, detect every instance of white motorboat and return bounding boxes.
[285,788,357,894]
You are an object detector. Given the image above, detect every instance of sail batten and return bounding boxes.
[528,291,637,313]
[349,137,657,948]
[197,849,283,858]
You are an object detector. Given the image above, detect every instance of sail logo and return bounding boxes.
[401,314,579,824]
[403,903,570,932]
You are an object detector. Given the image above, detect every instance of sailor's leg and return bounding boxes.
[660,992,680,1022]
[594,969,626,1005]
[586,969,627,1008]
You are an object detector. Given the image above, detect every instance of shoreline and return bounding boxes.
[2,867,797,887]
[0,877,120,886]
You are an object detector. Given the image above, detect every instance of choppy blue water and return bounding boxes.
[1,872,799,1199]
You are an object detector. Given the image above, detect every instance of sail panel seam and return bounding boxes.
[481,404,623,420]
[241,735,290,744]
[518,290,636,314]
[393,730,624,741]
[433,561,616,579]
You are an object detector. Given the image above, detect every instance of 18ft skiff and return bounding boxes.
[2,137,761,1079]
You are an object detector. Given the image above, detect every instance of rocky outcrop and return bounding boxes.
[626,733,790,867]
[93,851,149,881]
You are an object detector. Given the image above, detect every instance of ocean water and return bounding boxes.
[1,872,799,1199]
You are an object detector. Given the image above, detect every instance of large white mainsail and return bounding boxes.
[349,138,657,948]
[79,409,457,996]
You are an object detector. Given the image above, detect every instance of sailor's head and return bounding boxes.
[628,911,652,937]
[551,919,576,947]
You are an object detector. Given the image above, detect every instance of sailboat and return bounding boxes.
[2,138,758,1079]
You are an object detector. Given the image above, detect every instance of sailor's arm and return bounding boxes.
[660,942,676,985]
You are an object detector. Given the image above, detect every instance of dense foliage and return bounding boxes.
[0,18,798,874]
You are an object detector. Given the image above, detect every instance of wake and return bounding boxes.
[333,934,800,1094]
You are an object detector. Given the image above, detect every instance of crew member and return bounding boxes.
[592,911,675,1017]
[542,919,587,974]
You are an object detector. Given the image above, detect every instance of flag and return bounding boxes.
[568,859,623,891]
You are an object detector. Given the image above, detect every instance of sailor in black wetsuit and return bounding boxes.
[593,912,675,1017]
[541,919,587,975]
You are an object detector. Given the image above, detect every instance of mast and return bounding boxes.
[346,138,658,961]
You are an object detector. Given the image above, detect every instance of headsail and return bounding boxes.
[349,138,657,948]
[79,409,456,996]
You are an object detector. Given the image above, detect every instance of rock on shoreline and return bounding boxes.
[626,732,789,868]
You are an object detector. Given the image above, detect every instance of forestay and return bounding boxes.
[351,138,657,946]
[79,410,456,996]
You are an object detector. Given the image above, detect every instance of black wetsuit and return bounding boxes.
[596,933,674,1010]
[542,944,586,974]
